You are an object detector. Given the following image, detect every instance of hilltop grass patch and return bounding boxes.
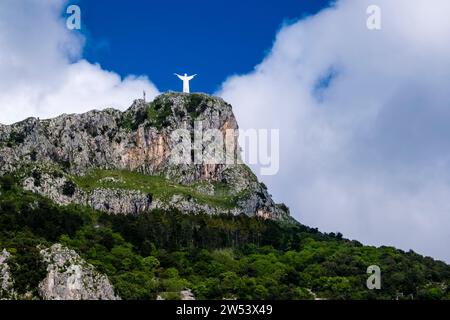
[72,169,239,209]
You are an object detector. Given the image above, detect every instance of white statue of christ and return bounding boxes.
[174,73,197,93]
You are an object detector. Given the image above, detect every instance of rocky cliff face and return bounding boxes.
[0,92,289,220]
[0,245,118,300]
[0,249,15,299]
[38,244,119,300]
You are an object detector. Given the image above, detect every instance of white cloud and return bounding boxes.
[0,0,159,124]
[219,0,450,262]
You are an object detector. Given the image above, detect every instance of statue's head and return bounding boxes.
[184,73,188,77]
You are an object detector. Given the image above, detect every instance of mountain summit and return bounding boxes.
[0,93,289,219]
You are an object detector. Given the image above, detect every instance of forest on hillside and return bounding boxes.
[1,175,449,300]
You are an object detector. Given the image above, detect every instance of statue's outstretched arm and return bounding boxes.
[174,73,184,80]
[187,74,197,80]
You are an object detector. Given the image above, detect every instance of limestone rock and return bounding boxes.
[180,289,196,300]
[89,188,152,215]
[0,249,15,299]
[0,92,289,220]
[38,244,120,300]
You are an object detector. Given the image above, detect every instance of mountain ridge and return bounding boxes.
[0,92,289,220]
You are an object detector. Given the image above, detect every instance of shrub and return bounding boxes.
[62,180,76,197]
[0,175,15,191]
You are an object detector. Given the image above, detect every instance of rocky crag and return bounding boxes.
[0,245,119,300]
[0,92,289,220]
[38,244,119,300]
[0,249,15,299]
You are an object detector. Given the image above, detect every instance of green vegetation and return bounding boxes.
[1,175,449,300]
[62,180,76,197]
[186,94,208,119]
[118,93,220,131]
[118,94,215,132]
[72,169,239,209]
[5,131,26,147]
[5,235,47,297]
[119,113,134,131]
[147,99,173,130]
[119,97,174,131]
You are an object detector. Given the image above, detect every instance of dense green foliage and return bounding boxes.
[118,98,170,132]
[186,94,209,119]
[2,233,47,297]
[118,93,220,132]
[147,99,173,130]
[1,175,449,300]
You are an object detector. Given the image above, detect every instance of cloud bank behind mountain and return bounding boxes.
[219,0,450,262]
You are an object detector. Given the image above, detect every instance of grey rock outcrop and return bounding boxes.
[0,249,15,299]
[180,289,196,300]
[0,93,237,181]
[38,244,119,300]
[89,188,153,215]
[23,172,85,206]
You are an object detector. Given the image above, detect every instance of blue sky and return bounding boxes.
[78,0,331,93]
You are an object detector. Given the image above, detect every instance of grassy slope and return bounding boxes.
[72,169,239,209]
